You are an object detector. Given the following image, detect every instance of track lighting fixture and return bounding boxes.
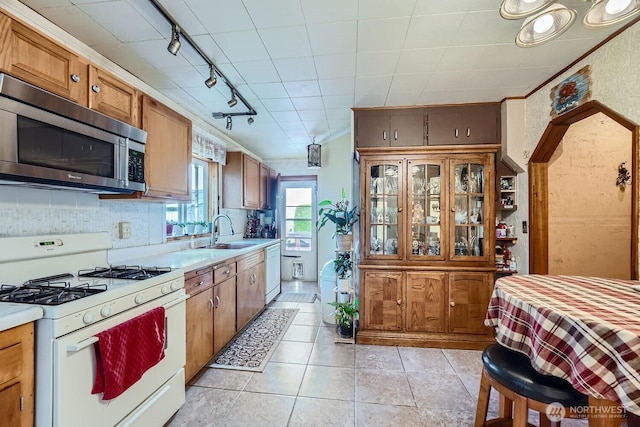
[167,24,181,55]
[204,65,217,88]
[226,115,232,130]
[500,0,640,47]
[227,91,238,108]
[247,116,254,125]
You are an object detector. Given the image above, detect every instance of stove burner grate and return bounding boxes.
[78,265,172,280]
[0,282,107,305]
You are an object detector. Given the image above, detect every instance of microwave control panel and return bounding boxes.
[128,150,145,184]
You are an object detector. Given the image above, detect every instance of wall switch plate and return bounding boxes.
[522,221,528,234]
[118,221,132,239]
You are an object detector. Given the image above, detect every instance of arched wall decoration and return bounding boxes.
[528,100,640,279]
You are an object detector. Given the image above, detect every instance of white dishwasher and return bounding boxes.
[265,243,281,304]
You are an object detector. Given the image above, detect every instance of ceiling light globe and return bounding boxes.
[533,14,555,33]
[605,0,632,15]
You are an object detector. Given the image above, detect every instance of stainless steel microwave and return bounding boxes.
[0,73,146,194]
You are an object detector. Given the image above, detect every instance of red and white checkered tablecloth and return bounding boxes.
[485,274,640,415]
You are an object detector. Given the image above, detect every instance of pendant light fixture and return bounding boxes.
[583,0,640,28]
[204,65,217,88]
[307,137,321,169]
[500,0,558,19]
[227,90,238,108]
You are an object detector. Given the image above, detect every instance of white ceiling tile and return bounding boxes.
[325,109,351,121]
[248,82,289,98]
[232,84,258,100]
[262,98,295,111]
[424,71,466,91]
[319,78,355,96]
[90,41,154,72]
[297,110,326,121]
[357,18,411,52]
[314,53,356,79]
[243,0,305,28]
[291,96,324,110]
[356,51,401,77]
[214,63,246,86]
[437,45,525,72]
[396,48,446,73]
[322,95,354,109]
[358,0,417,19]
[285,128,311,138]
[354,93,387,107]
[300,0,358,24]
[273,57,317,81]
[303,120,330,134]
[35,5,118,46]
[271,111,301,123]
[386,92,421,106]
[283,81,321,98]
[233,60,280,83]
[213,30,270,62]
[278,121,306,131]
[307,21,357,55]
[20,0,71,7]
[451,10,519,46]
[186,0,254,34]
[126,39,192,69]
[404,14,465,49]
[77,1,162,43]
[413,0,474,15]
[190,35,230,64]
[355,76,393,96]
[164,66,208,88]
[130,68,179,89]
[328,117,351,132]
[389,74,431,92]
[148,0,208,36]
[259,26,313,59]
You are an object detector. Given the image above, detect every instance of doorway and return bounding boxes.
[528,100,639,279]
[279,179,318,283]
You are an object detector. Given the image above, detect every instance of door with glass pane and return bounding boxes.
[279,180,317,281]
[363,159,403,260]
[449,155,491,261]
[407,158,446,261]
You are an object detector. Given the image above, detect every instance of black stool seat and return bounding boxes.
[482,344,588,407]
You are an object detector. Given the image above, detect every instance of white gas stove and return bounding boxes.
[0,232,187,427]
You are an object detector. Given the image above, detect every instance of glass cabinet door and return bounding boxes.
[450,159,487,260]
[366,160,402,259]
[407,159,445,260]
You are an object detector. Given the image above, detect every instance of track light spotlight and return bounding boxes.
[167,24,181,55]
[226,115,232,130]
[227,91,238,108]
[247,116,254,125]
[204,65,217,88]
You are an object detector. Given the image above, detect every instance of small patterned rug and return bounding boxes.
[276,293,317,303]
[208,308,299,372]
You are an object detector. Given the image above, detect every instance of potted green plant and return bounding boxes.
[334,252,352,291]
[329,299,359,338]
[317,188,359,250]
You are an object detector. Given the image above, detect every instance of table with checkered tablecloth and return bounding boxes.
[486,274,640,424]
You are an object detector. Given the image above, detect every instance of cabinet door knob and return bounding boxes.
[91,84,100,93]
[450,301,456,307]
[397,207,402,212]
[451,207,456,212]
[397,299,402,305]
[70,74,80,83]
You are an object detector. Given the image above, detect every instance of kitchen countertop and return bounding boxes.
[0,305,43,332]
[123,239,280,273]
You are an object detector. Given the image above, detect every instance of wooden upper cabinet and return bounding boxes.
[223,152,261,209]
[427,104,499,146]
[141,95,192,200]
[259,163,269,209]
[355,111,425,148]
[88,65,139,126]
[0,12,82,102]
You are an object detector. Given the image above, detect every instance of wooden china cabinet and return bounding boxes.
[357,147,497,349]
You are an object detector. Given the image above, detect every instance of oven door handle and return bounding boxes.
[67,336,99,352]
[163,294,188,310]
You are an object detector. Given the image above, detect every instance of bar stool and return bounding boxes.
[474,344,588,427]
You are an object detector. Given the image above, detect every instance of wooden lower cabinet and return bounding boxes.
[236,251,265,330]
[213,276,236,355]
[358,269,494,349]
[184,267,214,383]
[0,322,35,427]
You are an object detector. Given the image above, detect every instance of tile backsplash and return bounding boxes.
[0,186,165,248]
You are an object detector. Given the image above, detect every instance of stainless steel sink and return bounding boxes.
[204,242,258,250]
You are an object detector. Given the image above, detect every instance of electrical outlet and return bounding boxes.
[118,221,132,239]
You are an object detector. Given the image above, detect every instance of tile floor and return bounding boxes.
[167,282,589,427]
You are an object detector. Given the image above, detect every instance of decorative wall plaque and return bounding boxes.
[550,65,592,118]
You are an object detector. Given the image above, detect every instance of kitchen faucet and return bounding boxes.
[211,214,235,246]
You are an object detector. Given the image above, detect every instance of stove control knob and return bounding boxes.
[161,285,170,294]
[83,311,95,324]
[134,293,145,305]
[170,280,181,291]
[100,305,112,317]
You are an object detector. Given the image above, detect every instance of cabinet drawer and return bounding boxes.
[184,270,213,296]
[213,261,236,284]
[237,251,265,272]
[0,342,22,385]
